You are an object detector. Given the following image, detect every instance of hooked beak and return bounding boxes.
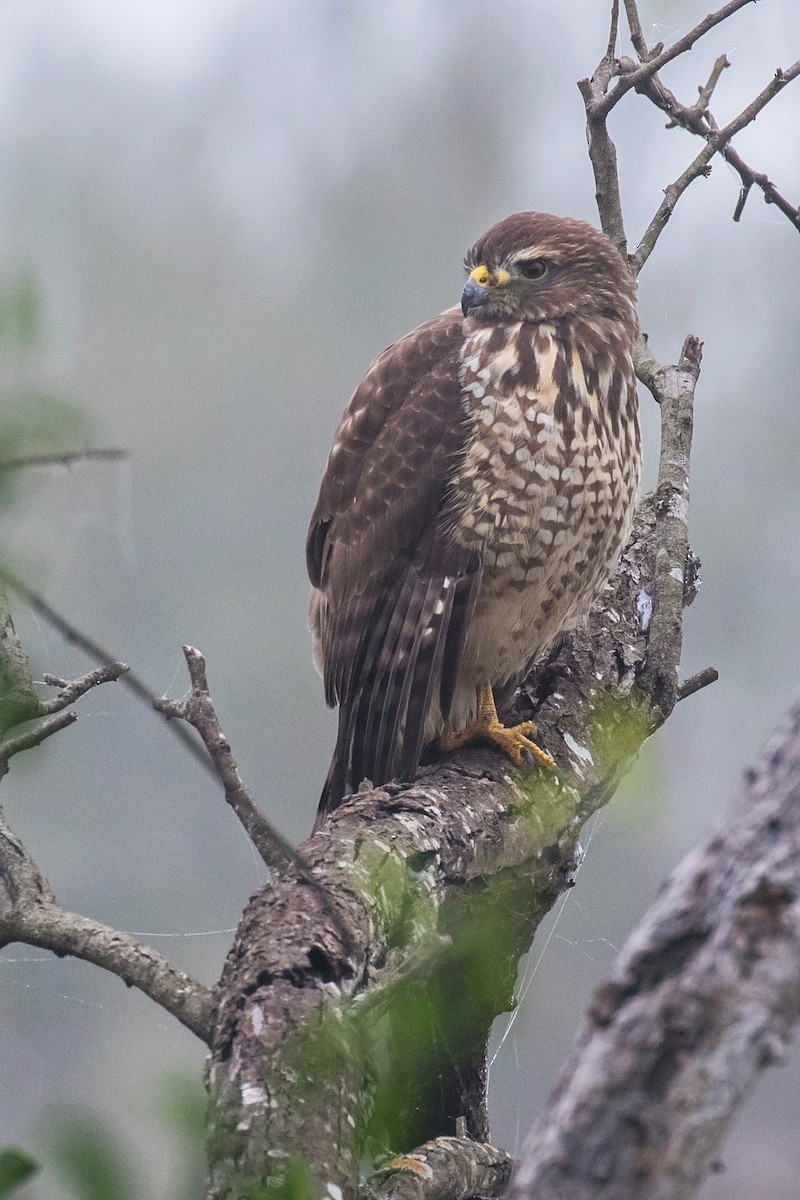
[461,277,490,316]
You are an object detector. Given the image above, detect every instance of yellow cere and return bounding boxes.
[469,265,510,288]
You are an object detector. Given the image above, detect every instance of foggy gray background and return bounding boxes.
[0,1,799,1196]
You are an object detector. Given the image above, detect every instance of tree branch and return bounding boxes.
[0,816,215,1044]
[677,665,719,701]
[510,700,800,1200]
[0,708,78,764]
[636,335,702,718]
[578,18,628,258]
[0,562,242,775]
[582,0,800,276]
[621,0,652,61]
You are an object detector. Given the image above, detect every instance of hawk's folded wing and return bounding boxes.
[307,309,482,822]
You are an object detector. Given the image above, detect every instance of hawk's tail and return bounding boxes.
[312,555,482,836]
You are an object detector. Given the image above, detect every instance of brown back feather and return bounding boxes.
[309,309,479,823]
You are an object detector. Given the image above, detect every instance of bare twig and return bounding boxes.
[578,18,628,257]
[0,449,128,471]
[0,709,78,765]
[604,0,620,62]
[677,666,719,701]
[633,64,800,233]
[621,0,655,60]
[510,700,800,1200]
[0,567,299,858]
[363,1137,513,1200]
[153,646,359,947]
[0,648,126,772]
[155,646,287,873]
[631,332,661,389]
[691,53,730,119]
[39,663,128,714]
[630,61,800,273]
[598,0,757,119]
[0,563,227,771]
[586,0,800,271]
[728,155,800,229]
[732,182,752,222]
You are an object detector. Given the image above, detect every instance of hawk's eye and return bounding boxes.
[518,259,548,280]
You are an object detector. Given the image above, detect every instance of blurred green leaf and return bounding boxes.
[611,734,666,828]
[48,1113,137,1200]
[274,1158,314,1200]
[234,1157,314,1200]
[11,274,40,346]
[0,1148,39,1196]
[0,392,92,510]
[158,1074,207,1200]
[0,272,40,348]
[159,1074,207,1149]
[0,392,89,458]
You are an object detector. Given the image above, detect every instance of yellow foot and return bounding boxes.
[438,684,556,771]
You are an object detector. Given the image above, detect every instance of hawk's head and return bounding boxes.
[461,211,637,329]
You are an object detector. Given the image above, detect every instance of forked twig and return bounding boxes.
[581,0,800,269]
[155,646,287,873]
[597,0,757,119]
[629,62,800,274]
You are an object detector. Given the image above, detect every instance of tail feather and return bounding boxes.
[312,537,480,832]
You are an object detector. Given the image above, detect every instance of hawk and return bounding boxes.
[307,212,640,827]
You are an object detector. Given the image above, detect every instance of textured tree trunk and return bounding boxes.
[510,701,800,1200]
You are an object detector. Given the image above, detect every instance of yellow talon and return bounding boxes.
[438,683,556,771]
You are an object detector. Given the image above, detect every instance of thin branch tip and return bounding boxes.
[678,667,719,701]
[0,448,128,472]
[600,0,758,119]
[182,644,209,690]
[680,334,704,373]
[38,661,129,715]
[604,0,621,62]
[158,644,354,942]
